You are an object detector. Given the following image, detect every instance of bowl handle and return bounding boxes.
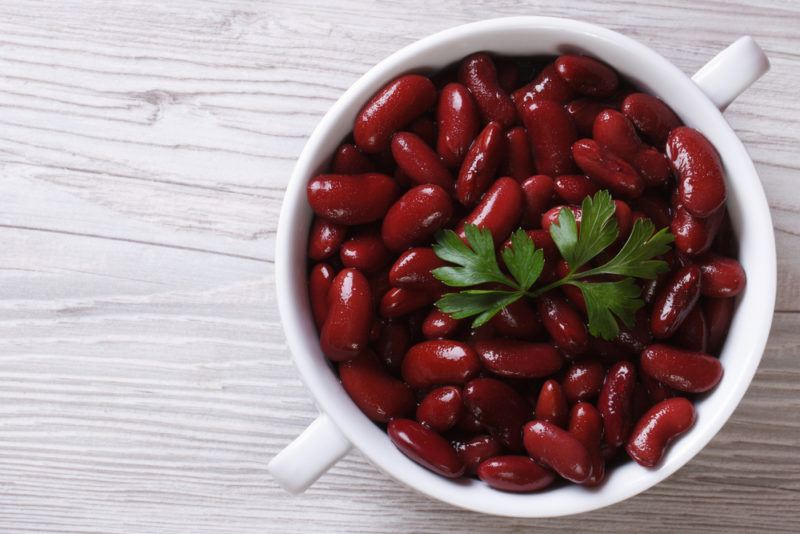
[691,36,770,111]
[268,413,352,494]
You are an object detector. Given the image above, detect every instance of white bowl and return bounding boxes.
[269,17,775,517]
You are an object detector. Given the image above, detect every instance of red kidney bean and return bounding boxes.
[457,177,523,245]
[667,127,727,218]
[614,307,654,355]
[340,352,414,422]
[402,340,481,389]
[368,270,391,309]
[631,381,652,425]
[541,205,582,232]
[308,217,347,261]
[568,402,605,486]
[390,132,453,190]
[382,184,453,252]
[641,344,723,393]
[388,419,465,477]
[474,339,563,378]
[422,308,462,339]
[496,59,520,93]
[512,64,575,110]
[477,456,556,492]
[535,379,569,428]
[331,143,376,174]
[522,99,578,176]
[614,199,633,241]
[562,359,605,404]
[379,287,437,318]
[634,193,673,230]
[572,139,644,199]
[388,247,446,292]
[555,55,618,97]
[696,254,746,298]
[373,320,410,374]
[463,378,531,450]
[489,298,543,340]
[592,109,669,187]
[704,297,735,354]
[651,265,702,339]
[621,93,681,147]
[537,293,589,355]
[626,397,696,467]
[409,116,437,146]
[307,173,400,225]
[458,53,517,128]
[354,75,437,153]
[502,126,534,180]
[641,373,676,404]
[590,336,631,365]
[339,228,391,273]
[598,361,637,448]
[523,420,592,483]
[456,434,503,475]
[555,260,587,314]
[553,174,599,204]
[416,386,463,432]
[565,98,610,137]
[455,121,504,206]
[520,174,555,228]
[436,83,481,168]
[320,268,372,361]
[455,410,484,435]
[671,305,708,353]
[671,205,724,255]
[309,263,334,329]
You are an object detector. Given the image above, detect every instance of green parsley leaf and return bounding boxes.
[572,278,644,339]
[501,228,545,291]
[590,218,674,279]
[435,290,523,328]
[550,190,618,271]
[431,225,515,288]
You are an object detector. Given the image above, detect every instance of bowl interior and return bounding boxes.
[275,17,776,517]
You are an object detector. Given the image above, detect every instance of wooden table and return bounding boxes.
[1,1,798,531]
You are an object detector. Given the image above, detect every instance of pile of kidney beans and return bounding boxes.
[305,52,746,492]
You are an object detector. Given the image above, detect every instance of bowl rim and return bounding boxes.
[275,16,776,517]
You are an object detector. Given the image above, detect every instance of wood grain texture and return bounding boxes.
[0,0,798,532]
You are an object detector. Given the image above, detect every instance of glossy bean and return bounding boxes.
[388,247,447,292]
[463,378,532,450]
[416,386,463,432]
[555,55,618,97]
[373,320,410,374]
[641,344,723,393]
[402,340,481,388]
[634,193,673,230]
[320,268,373,361]
[667,127,727,218]
[458,53,517,128]
[388,419,465,477]
[339,228,391,273]
[307,173,400,225]
[523,420,592,483]
[477,456,556,493]
[382,184,453,252]
[537,293,589,355]
[671,305,708,353]
[541,205,582,232]
[651,265,702,339]
[703,297,735,354]
[511,64,575,110]
[572,139,644,199]
[339,352,414,422]
[308,217,347,261]
[621,93,681,147]
[309,263,335,329]
[696,254,746,298]
[436,83,481,168]
[422,308,463,339]
[520,174,555,228]
[379,287,437,318]
[553,174,598,204]
[488,299,543,340]
[331,143,376,174]
[522,99,578,176]
[562,359,605,404]
[568,402,605,486]
[625,397,696,467]
[455,121,505,207]
[565,98,610,137]
[390,132,453,190]
[354,74,437,153]
[535,379,569,428]
[409,116,437,146]
[502,127,534,180]
[671,206,724,255]
[597,361,637,448]
[457,177,524,246]
[474,339,563,378]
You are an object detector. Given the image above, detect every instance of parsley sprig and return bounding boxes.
[432,190,674,340]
